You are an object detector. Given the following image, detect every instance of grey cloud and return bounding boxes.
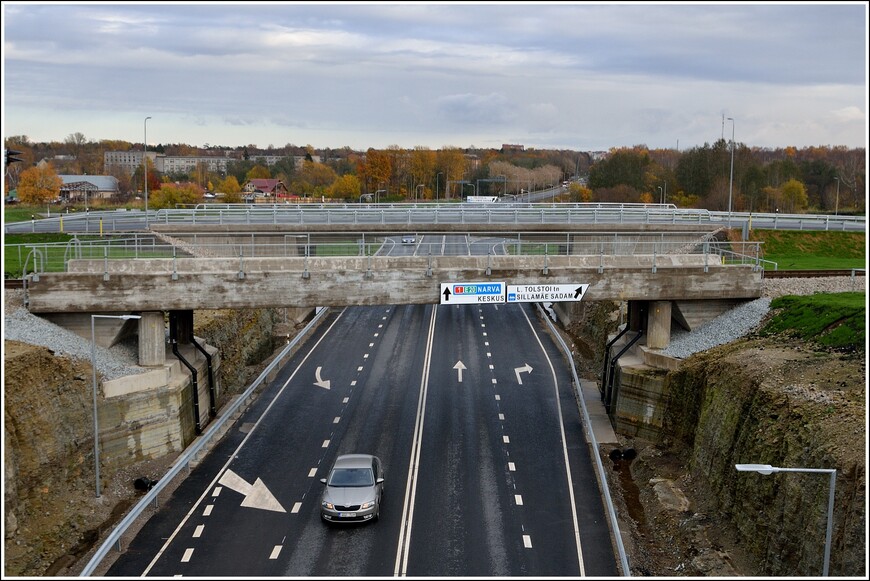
[436,93,515,126]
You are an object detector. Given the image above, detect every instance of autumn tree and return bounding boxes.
[245,165,271,181]
[436,147,466,200]
[219,175,242,195]
[218,175,242,202]
[410,147,437,198]
[150,183,202,209]
[328,173,361,200]
[288,161,337,198]
[131,157,162,194]
[567,183,592,203]
[780,178,808,213]
[361,148,392,194]
[588,147,652,192]
[17,165,62,205]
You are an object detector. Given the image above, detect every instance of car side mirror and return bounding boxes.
[376,477,384,484]
[320,478,327,484]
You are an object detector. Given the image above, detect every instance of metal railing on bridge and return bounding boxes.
[6,231,766,277]
[157,203,713,227]
[5,203,863,235]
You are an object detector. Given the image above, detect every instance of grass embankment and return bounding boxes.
[749,229,866,270]
[759,292,865,352]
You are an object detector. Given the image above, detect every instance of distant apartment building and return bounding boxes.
[104,151,160,175]
[160,155,233,176]
[501,144,525,152]
[104,151,320,175]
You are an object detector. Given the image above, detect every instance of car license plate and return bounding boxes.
[339,512,357,518]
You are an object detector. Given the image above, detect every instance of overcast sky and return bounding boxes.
[2,2,867,152]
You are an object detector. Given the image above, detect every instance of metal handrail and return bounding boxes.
[5,205,864,236]
[39,233,762,270]
[79,306,330,576]
[535,303,630,576]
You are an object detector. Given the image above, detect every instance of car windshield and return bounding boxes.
[328,467,374,487]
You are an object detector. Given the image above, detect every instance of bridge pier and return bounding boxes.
[138,311,166,366]
[647,300,673,349]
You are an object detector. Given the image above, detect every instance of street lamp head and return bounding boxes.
[735,463,776,475]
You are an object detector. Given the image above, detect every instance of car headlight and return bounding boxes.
[322,501,334,509]
[359,501,374,510]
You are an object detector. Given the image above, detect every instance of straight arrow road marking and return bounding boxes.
[454,360,467,382]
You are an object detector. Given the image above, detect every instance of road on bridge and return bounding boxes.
[104,303,618,576]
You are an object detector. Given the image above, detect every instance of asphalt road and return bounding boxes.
[106,303,618,577]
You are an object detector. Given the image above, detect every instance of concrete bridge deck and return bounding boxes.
[25,253,763,312]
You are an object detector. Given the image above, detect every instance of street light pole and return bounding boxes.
[375,189,386,204]
[91,314,141,498]
[144,116,151,226]
[657,186,663,205]
[834,177,840,216]
[735,464,836,576]
[727,117,735,217]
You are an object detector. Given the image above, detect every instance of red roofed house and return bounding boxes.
[242,179,289,199]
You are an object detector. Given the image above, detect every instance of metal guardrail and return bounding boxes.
[708,210,865,232]
[79,306,331,576]
[535,302,630,576]
[5,204,863,235]
[5,233,764,275]
[153,204,715,227]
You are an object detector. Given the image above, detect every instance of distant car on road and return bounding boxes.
[402,234,416,244]
[320,454,384,524]
[203,192,216,199]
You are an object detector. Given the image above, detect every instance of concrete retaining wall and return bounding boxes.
[99,343,218,468]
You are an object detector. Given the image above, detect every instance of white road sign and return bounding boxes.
[440,282,506,304]
[506,284,589,303]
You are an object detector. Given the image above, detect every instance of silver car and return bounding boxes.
[320,454,384,523]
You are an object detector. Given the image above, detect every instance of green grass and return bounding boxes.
[750,229,866,270]
[4,205,48,223]
[4,235,169,277]
[759,292,865,352]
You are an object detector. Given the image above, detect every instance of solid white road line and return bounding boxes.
[141,309,352,576]
[518,306,586,575]
[393,305,438,577]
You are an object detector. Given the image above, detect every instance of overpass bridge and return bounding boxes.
[23,226,764,359]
